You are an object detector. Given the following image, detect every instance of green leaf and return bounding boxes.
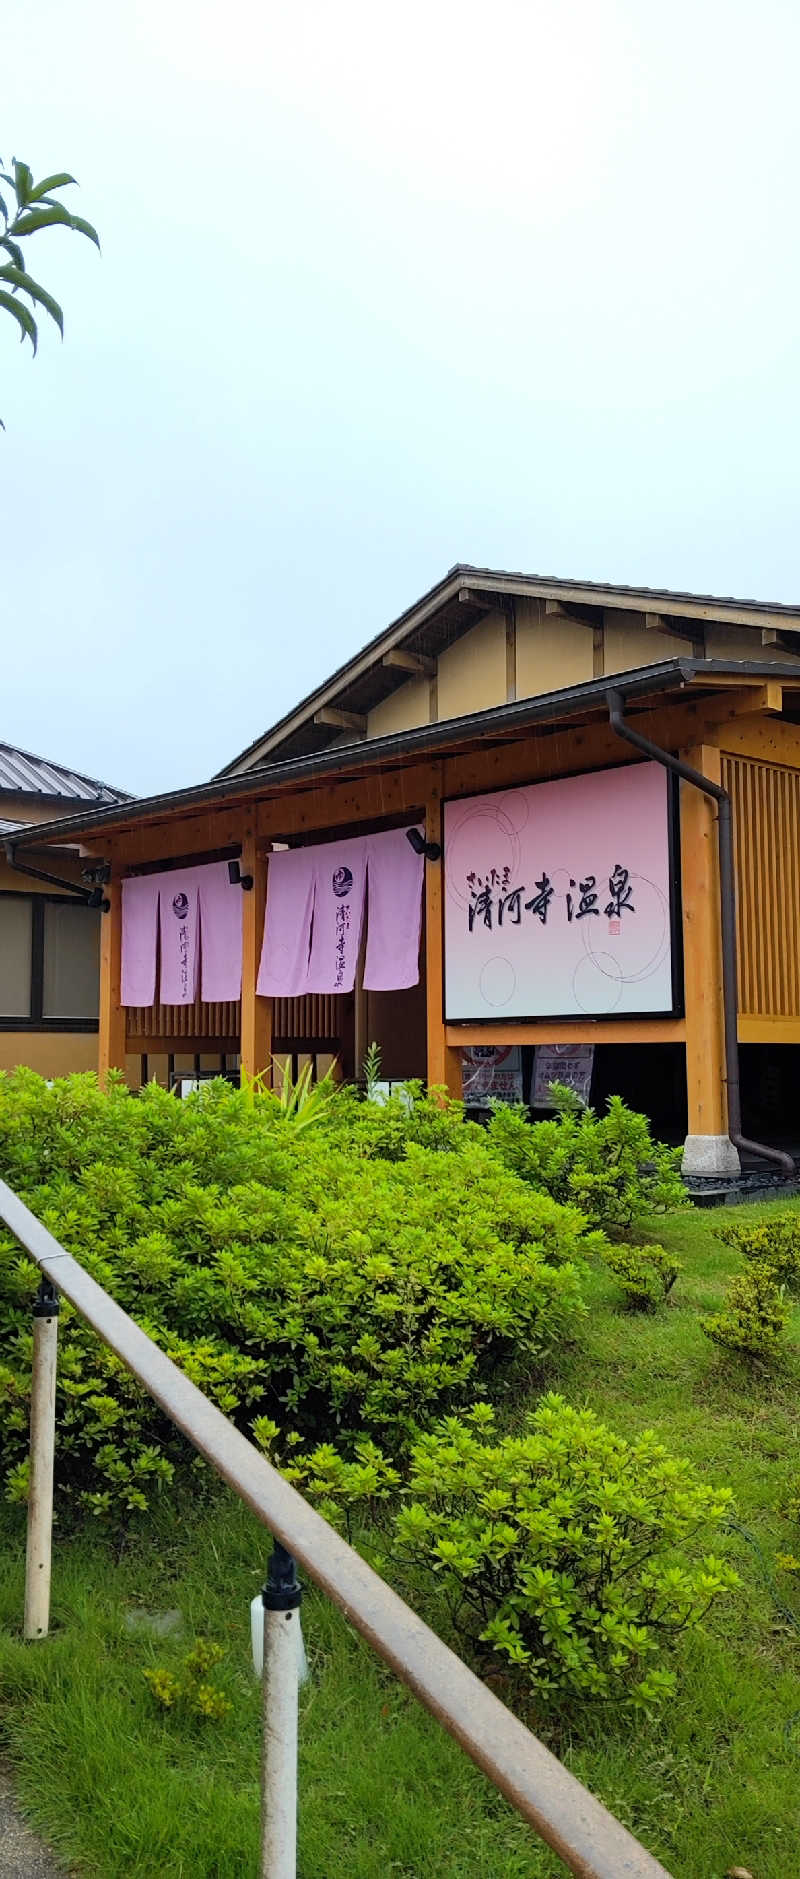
[0,265,64,334]
[0,239,25,271]
[27,172,78,202]
[12,160,33,208]
[67,214,101,250]
[0,290,37,350]
[10,204,74,237]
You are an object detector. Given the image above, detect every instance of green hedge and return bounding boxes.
[486,1090,685,1230]
[0,1071,592,1517]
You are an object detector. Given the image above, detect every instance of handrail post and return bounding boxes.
[261,1540,302,1878]
[23,1277,60,1641]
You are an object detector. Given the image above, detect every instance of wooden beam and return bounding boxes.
[313,707,367,734]
[98,870,126,1085]
[680,745,727,1138]
[126,1035,240,1053]
[107,810,249,868]
[424,775,460,1097]
[593,623,604,678]
[716,716,800,767]
[545,599,596,629]
[644,611,703,651]
[239,831,271,1081]
[505,605,517,704]
[762,628,779,646]
[447,1019,685,1046]
[458,586,492,611]
[739,1016,800,1043]
[382,649,437,679]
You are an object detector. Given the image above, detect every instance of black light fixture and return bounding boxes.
[81,860,111,886]
[406,825,442,863]
[228,858,254,890]
[87,885,111,911]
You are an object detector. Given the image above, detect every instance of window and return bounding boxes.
[0,892,101,1028]
[0,897,33,1017]
[42,900,101,1019]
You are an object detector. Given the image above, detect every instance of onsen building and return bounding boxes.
[8,563,800,1179]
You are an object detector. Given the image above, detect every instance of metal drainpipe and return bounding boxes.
[4,839,94,902]
[606,688,794,1177]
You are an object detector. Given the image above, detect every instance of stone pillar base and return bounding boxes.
[681,1134,741,1178]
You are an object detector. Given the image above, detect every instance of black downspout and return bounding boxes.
[4,840,93,903]
[606,688,794,1177]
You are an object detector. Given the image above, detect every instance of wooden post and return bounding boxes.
[424,780,461,1097]
[240,832,272,1084]
[24,1279,59,1640]
[98,870,126,1086]
[679,746,739,1174]
[354,918,369,1086]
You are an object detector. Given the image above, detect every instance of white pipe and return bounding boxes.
[261,1604,300,1878]
[23,1306,58,1640]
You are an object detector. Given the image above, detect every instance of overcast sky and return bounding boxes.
[3,0,799,796]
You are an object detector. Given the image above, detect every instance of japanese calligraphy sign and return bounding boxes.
[443,762,675,1020]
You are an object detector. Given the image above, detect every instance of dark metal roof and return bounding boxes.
[0,740,131,805]
[217,562,800,776]
[6,658,800,855]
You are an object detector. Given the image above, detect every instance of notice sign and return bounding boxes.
[532,1045,595,1109]
[443,763,675,1021]
[461,1045,523,1108]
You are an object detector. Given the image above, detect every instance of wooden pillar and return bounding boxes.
[98,870,126,1085]
[679,746,738,1172]
[424,778,461,1098]
[354,920,369,1085]
[240,831,272,1084]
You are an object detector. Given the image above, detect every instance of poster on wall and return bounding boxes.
[443,762,676,1021]
[531,1044,595,1109]
[461,1044,523,1108]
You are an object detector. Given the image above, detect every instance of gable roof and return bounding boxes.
[9,655,800,856]
[0,739,130,806]
[216,562,800,776]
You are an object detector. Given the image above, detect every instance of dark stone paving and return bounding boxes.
[0,1768,64,1876]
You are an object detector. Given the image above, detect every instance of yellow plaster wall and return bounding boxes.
[515,597,593,695]
[436,612,507,720]
[367,676,429,738]
[0,1031,98,1077]
[603,608,692,672]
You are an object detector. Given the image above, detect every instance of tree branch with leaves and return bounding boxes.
[0,157,99,403]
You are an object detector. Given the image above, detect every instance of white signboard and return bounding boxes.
[461,1045,523,1108]
[531,1044,595,1109]
[444,763,675,1021]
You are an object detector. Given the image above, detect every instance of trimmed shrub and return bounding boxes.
[394,1395,738,1714]
[602,1241,681,1311]
[701,1262,789,1362]
[486,1092,685,1231]
[716,1212,800,1291]
[0,1071,591,1518]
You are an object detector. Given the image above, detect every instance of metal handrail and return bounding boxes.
[0,1177,672,1879]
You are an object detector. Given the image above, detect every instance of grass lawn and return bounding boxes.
[0,1197,799,1878]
